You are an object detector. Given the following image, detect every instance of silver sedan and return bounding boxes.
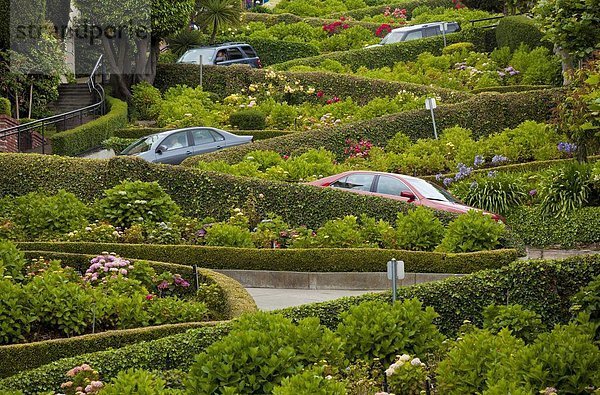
[120,127,253,165]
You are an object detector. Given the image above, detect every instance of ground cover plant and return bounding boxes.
[288,44,561,90]
[0,241,216,345]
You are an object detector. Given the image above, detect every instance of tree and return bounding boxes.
[195,0,241,44]
[74,0,194,99]
[555,56,600,162]
[534,0,600,84]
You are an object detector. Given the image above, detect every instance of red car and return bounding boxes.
[307,171,504,222]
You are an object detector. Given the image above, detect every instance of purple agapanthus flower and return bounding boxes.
[443,177,454,187]
[435,173,443,181]
[557,142,577,154]
[487,170,497,178]
[473,155,485,167]
[454,163,473,181]
[491,155,508,165]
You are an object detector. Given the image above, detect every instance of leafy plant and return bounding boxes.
[0,279,32,344]
[336,299,444,366]
[272,366,347,395]
[394,207,445,251]
[229,108,266,130]
[204,223,254,248]
[483,304,544,343]
[131,81,162,121]
[437,210,505,253]
[96,180,181,228]
[100,368,166,395]
[0,240,26,280]
[167,29,206,58]
[570,274,600,339]
[386,354,429,395]
[540,162,592,216]
[453,173,527,215]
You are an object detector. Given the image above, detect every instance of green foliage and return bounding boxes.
[102,137,137,154]
[272,366,347,395]
[204,223,254,248]
[496,16,547,52]
[186,312,343,394]
[131,82,162,121]
[0,240,26,280]
[196,0,241,43]
[438,210,505,253]
[7,190,88,241]
[156,85,216,128]
[167,29,206,58]
[101,369,167,395]
[51,97,128,156]
[0,279,32,344]
[570,274,600,339]
[335,299,443,365]
[96,180,181,228]
[483,304,544,342]
[293,215,368,248]
[0,98,10,116]
[442,42,475,55]
[386,354,429,395]
[453,173,527,215]
[540,162,592,216]
[229,108,266,130]
[395,207,444,251]
[436,328,525,395]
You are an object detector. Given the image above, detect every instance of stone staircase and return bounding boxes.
[47,83,99,131]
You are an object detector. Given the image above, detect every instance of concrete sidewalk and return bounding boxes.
[246,288,384,311]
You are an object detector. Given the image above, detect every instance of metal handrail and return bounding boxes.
[0,55,106,154]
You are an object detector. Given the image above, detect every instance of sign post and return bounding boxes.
[387,258,405,303]
[441,22,447,47]
[198,55,203,88]
[425,97,438,139]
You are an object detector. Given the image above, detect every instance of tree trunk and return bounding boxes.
[554,45,574,86]
[210,19,218,44]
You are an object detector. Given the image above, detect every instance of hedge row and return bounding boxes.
[0,154,456,228]
[506,207,600,249]
[328,0,453,20]
[420,155,600,183]
[470,84,553,94]
[115,127,294,141]
[0,324,232,393]
[495,15,550,52]
[3,255,600,392]
[50,96,128,156]
[185,89,563,165]
[272,29,496,71]
[154,64,469,104]
[17,242,519,274]
[242,12,382,33]
[0,251,255,378]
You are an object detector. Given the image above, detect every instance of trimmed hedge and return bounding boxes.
[0,324,232,393]
[242,12,383,34]
[0,250,255,378]
[242,38,320,66]
[280,254,600,335]
[0,97,10,116]
[420,156,600,183]
[272,29,495,71]
[185,89,563,165]
[328,0,453,20]
[50,96,128,156]
[471,85,553,94]
[3,255,600,392]
[0,154,456,228]
[506,207,600,248]
[496,15,550,52]
[154,64,469,104]
[17,242,519,274]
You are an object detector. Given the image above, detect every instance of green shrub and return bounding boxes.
[96,180,181,228]
[50,96,128,156]
[335,299,443,366]
[395,207,444,251]
[272,366,347,395]
[385,131,412,154]
[496,16,548,52]
[436,329,525,395]
[540,162,592,216]
[156,85,216,128]
[131,82,162,121]
[229,109,266,130]
[186,313,343,394]
[482,304,543,343]
[101,137,137,154]
[570,274,600,339]
[8,190,88,240]
[0,98,10,116]
[451,173,527,215]
[442,42,475,55]
[0,279,32,345]
[101,368,168,395]
[167,29,205,58]
[204,223,254,248]
[293,215,368,248]
[0,240,26,280]
[438,210,505,253]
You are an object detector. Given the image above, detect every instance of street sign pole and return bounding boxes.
[387,259,405,303]
[198,55,203,88]
[425,98,438,139]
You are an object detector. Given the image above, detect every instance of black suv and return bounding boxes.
[177,43,262,68]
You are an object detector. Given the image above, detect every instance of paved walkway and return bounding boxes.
[246,288,384,311]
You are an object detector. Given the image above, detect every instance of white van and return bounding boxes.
[369,22,461,47]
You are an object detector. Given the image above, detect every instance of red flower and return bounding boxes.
[340,16,346,21]
[326,99,333,104]
[146,294,154,300]
[343,24,349,29]
[376,23,392,37]
[316,90,324,98]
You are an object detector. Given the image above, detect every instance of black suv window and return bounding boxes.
[241,46,257,58]
[227,47,245,60]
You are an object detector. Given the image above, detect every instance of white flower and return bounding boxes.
[399,354,411,362]
[385,367,395,377]
[410,358,421,366]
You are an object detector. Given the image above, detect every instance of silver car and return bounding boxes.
[367,22,460,47]
[120,127,253,165]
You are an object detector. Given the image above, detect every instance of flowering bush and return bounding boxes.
[272,365,347,395]
[375,23,392,37]
[344,139,374,159]
[386,354,428,395]
[61,364,104,395]
[322,19,350,35]
[100,369,166,395]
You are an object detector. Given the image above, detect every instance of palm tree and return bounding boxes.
[196,0,242,44]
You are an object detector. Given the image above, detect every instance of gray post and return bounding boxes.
[199,55,203,88]
[389,258,397,303]
[441,23,447,47]
[430,107,438,139]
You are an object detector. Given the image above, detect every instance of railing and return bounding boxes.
[0,55,106,154]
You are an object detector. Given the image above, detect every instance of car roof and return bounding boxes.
[188,42,252,51]
[390,21,457,33]
[334,170,415,179]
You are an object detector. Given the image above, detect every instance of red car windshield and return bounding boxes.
[408,178,459,203]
